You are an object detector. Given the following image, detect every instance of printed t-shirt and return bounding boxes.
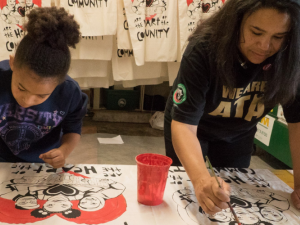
[0,60,87,162]
[166,40,300,143]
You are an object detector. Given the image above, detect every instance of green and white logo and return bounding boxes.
[173,83,187,104]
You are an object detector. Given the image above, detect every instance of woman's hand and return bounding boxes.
[39,148,66,168]
[193,176,231,214]
[291,189,300,209]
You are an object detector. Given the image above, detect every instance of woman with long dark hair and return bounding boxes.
[164,0,300,215]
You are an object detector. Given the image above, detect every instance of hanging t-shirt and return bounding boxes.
[167,62,180,86]
[61,0,117,36]
[124,0,178,66]
[178,0,225,58]
[117,0,132,49]
[70,35,113,60]
[69,60,111,79]
[0,0,51,61]
[112,37,166,82]
[0,60,87,162]
[70,60,114,88]
[122,76,168,88]
[74,76,114,88]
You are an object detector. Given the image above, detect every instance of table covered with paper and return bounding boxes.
[0,163,299,225]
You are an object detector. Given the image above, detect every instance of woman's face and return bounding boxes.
[239,8,291,64]
[10,56,58,108]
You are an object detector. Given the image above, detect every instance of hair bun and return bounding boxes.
[25,7,80,49]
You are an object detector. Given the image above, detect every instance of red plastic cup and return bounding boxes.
[136,153,173,206]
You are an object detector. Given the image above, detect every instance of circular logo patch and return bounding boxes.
[118,98,127,108]
[173,84,187,104]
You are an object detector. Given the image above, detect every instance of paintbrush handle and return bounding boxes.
[205,156,241,224]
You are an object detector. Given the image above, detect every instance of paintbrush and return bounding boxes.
[205,156,242,225]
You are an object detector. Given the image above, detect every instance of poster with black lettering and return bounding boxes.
[111,37,166,82]
[178,0,225,58]
[171,167,300,225]
[0,163,299,224]
[117,0,132,49]
[0,0,50,61]
[123,0,177,66]
[70,35,113,60]
[61,0,117,36]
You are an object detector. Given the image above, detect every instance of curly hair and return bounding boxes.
[189,0,300,107]
[14,7,80,82]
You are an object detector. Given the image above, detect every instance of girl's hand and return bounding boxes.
[39,148,66,168]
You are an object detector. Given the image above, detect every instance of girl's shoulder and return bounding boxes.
[0,60,12,85]
[0,60,11,71]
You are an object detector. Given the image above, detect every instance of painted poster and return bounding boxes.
[178,0,225,58]
[61,0,117,36]
[255,115,275,146]
[0,0,51,61]
[0,163,299,224]
[124,0,178,66]
[70,35,113,60]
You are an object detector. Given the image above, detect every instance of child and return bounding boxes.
[0,7,87,168]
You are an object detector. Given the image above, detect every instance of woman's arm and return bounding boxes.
[171,120,230,214]
[287,122,300,209]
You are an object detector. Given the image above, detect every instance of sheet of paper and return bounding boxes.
[0,163,299,225]
[288,170,294,174]
[97,135,124,144]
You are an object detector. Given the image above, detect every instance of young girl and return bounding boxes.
[0,7,87,168]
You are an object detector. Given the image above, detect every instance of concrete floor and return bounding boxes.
[67,116,291,172]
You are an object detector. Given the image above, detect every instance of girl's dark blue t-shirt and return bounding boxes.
[0,60,87,162]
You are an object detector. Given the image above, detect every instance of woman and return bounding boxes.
[0,7,87,168]
[164,0,300,215]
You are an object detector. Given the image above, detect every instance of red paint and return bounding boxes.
[66,171,89,178]
[0,196,127,224]
[145,13,157,21]
[186,0,193,6]
[202,3,211,13]
[0,172,127,224]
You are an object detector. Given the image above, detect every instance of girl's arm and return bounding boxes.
[39,133,80,168]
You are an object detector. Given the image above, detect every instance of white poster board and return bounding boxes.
[0,163,299,224]
[255,115,276,146]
